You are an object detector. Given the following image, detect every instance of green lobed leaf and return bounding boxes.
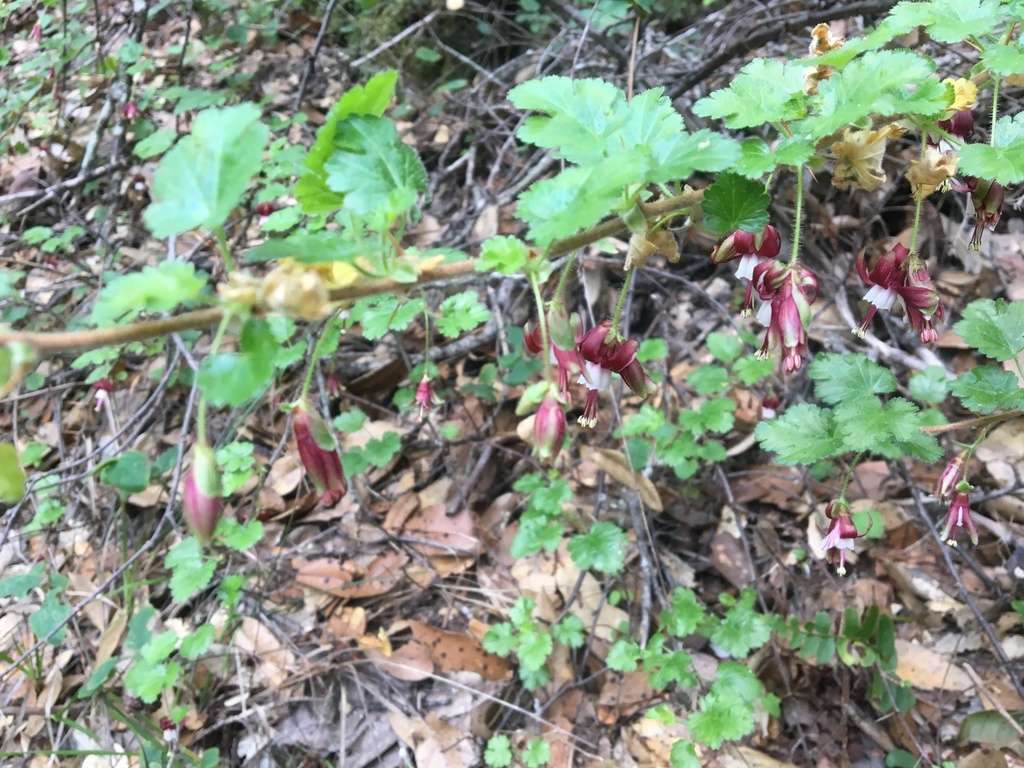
[606,638,642,672]
[908,366,951,404]
[125,606,157,655]
[693,58,807,129]
[802,50,946,139]
[179,623,216,660]
[437,291,491,337]
[951,366,1024,414]
[701,173,770,235]
[567,521,628,574]
[887,0,1006,44]
[144,103,269,237]
[165,537,217,602]
[833,397,935,459]
[216,518,264,551]
[954,299,1024,361]
[133,128,177,159]
[244,231,377,264]
[30,591,70,645]
[712,662,764,704]
[364,432,402,467]
[297,71,398,214]
[687,691,755,749]
[661,587,707,638]
[755,404,843,464]
[809,353,898,406]
[687,365,729,396]
[706,332,742,363]
[734,136,816,179]
[78,658,119,698]
[670,740,701,768]
[958,113,1024,185]
[125,659,180,704]
[484,735,513,768]
[517,628,554,671]
[482,623,518,657]
[351,295,426,340]
[708,590,772,658]
[141,630,179,663]
[198,318,277,407]
[980,42,1024,76]
[477,236,530,275]
[99,451,150,494]
[91,262,207,326]
[323,115,428,223]
[733,355,774,385]
[552,615,586,649]
[0,563,45,599]
[522,738,551,768]
[516,159,641,246]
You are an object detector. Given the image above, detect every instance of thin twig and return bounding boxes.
[292,0,342,112]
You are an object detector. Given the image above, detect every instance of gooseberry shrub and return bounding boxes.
[2,1,1024,764]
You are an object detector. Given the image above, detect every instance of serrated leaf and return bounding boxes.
[809,353,898,405]
[477,236,530,275]
[887,0,1006,44]
[951,365,1024,414]
[198,318,276,407]
[485,735,513,768]
[91,262,207,326]
[364,432,401,467]
[688,691,755,749]
[165,538,217,602]
[755,404,843,464]
[144,104,268,236]
[693,58,807,129]
[244,231,376,264]
[510,76,633,164]
[567,521,628,574]
[661,587,706,638]
[323,115,427,222]
[955,299,1024,361]
[351,295,426,340]
[606,638,642,672]
[701,173,770,235]
[708,590,771,658]
[482,623,518,656]
[216,518,264,550]
[552,615,586,649]
[437,291,491,337]
[651,129,741,181]
[958,114,1024,184]
[833,397,921,457]
[706,332,742,363]
[517,160,641,246]
[687,365,729,395]
[734,136,817,178]
[125,659,180,704]
[802,50,947,138]
[908,365,951,404]
[134,128,177,159]
[180,624,216,660]
[980,43,1024,76]
[517,628,553,670]
[670,740,701,768]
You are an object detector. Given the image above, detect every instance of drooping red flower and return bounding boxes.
[524,318,585,400]
[712,225,783,315]
[854,244,944,342]
[293,400,347,506]
[93,378,115,411]
[820,500,868,576]
[752,261,818,373]
[183,442,222,545]
[933,109,974,153]
[575,320,654,427]
[951,177,1004,251]
[940,487,978,546]
[414,373,440,420]
[124,102,140,120]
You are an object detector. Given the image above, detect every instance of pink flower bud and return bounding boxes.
[124,102,139,120]
[534,395,566,462]
[820,499,867,576]
[935,453,966,500]
[183,443,222,544]
[31,23,42,43]
[293,401,347,506]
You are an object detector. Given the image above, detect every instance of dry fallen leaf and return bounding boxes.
[895,639,973,692]
[408,620,511,681]
[580,445,663,511]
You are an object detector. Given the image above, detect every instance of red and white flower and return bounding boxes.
[752,261,818,373]
[854,244,944,342]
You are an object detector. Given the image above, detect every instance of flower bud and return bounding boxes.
[293,400,347,506]
[935,453,966,500]
[414,374,440,420]
[534,395,566,462]
[183,442,222,544]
